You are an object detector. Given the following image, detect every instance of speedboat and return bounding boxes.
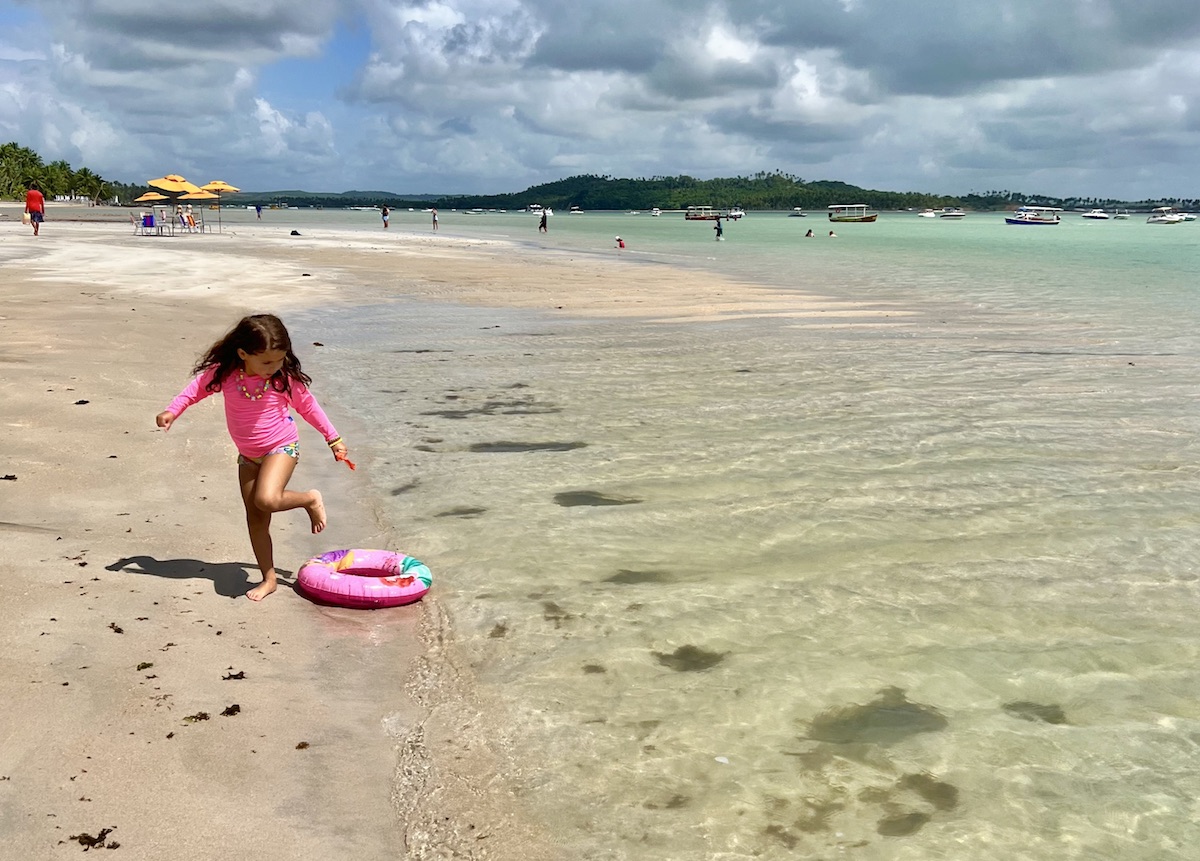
[728,207,746,220]
[1182,213,1197,221]
[1081,209,1110,220]
[936,206,966,218]
[1112,209,1130,219]
[828,204,879,223]
[917,209,936,218]
[1005,206,1062,225]
[1147,206,1185,224]
[650,207,662,216]
[788,207,806,217]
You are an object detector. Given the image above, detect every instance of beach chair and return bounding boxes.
[155,208,174,236]
[132,211,158,236]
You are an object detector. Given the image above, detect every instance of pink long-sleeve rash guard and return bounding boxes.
[165,367,339,459]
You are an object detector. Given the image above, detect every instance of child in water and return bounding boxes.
[156,314,349,601]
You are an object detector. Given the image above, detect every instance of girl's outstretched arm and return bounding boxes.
[160,367,219,428]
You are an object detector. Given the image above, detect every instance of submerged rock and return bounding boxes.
[806,687,948,745]
[1002,700,1068,725]
[652,645,727,672]
[554,490,643,507]
[876,811,931,837]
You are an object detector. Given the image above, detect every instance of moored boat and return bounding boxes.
[936,206,966,218]
[917,209,936,218]
[1081,209,1110,220]
[788,207,806,217]
[828,204,879,223]
[1005,206,1062,225]
[1146,206,1185,224]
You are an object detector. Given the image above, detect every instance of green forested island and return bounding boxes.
[3,142,1195,212]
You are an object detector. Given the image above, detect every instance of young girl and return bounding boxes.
[156,314,349,601]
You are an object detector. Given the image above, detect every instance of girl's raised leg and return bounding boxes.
[251,453,325,533]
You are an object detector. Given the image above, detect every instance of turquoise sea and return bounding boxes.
[275,207,1200,860]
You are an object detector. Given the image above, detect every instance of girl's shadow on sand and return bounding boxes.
[106,555,293,599]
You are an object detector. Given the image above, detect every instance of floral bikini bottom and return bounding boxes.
[236,440,300,466]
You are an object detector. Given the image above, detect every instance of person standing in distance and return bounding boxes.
[24,182,45,237]
[431,207,439,231]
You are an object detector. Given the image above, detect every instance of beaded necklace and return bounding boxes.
[236,370,272,400]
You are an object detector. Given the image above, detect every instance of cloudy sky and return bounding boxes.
[2,0,1199,198]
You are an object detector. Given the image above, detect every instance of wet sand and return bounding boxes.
[0,205,899,858]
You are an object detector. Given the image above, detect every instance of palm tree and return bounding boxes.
[0,142,43,199]
[73,167,106,204]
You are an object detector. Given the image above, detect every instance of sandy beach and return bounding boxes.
[0,204,896,859]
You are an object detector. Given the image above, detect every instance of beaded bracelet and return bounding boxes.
[327,436,344,448]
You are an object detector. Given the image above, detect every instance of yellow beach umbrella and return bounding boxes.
[133,191,169,203]
[147,174,204,196]
[200,180,240,232]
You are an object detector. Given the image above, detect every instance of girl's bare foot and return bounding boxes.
[306,491,326,534]
[247,577,278,602]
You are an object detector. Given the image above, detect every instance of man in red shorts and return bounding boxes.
[24,182,45,237]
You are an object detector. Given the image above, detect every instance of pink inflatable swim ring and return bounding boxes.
[297,548,432,609]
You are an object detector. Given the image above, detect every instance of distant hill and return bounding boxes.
[422,174,1199,213]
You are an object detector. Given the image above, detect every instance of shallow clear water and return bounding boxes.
[295,210,1200,860]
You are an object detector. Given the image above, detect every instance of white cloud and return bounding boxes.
[0,0,1199,197]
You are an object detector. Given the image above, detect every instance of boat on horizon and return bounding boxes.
[1081,209,1110,220]
[828,204,879,223]
[917,208,937,218]
[788,207,807,217]
[937,206,966,218]
[1146,206,1185,224]
[1113,209,1131,219]
[1005,206,1062,225]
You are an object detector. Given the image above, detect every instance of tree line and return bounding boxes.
[435,172,1198,213]
[3,144,1195,212]
[0,142,114,203]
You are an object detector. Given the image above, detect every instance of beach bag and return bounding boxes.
[22,212,31,225]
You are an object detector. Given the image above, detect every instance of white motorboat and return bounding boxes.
[1146,206,1185,224]
[1112,209,1130,219]
[650,208,662,216]
[728,207,746,220]
[788,207,806,217]
[917,209,936,218]
[936,206,966,218]
[1081,209,1110,220]
[1004,206,1062,225]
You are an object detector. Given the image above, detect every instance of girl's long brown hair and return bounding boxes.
[192,314,311,395]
